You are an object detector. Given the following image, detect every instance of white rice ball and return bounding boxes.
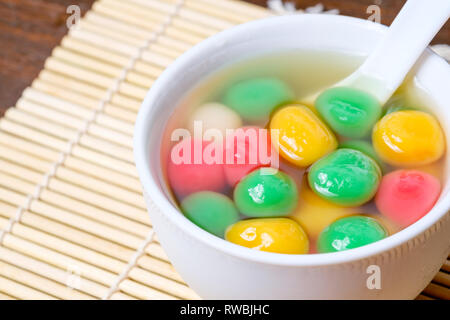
[188,102,243,139]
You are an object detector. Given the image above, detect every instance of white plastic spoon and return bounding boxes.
[300,0,450,106]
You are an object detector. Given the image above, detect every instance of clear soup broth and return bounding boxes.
[161,49,446,254]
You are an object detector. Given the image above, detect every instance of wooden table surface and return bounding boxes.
[0,0,449,116]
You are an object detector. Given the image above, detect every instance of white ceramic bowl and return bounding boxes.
[134,14,450,299]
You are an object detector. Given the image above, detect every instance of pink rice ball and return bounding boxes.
[375,170,441,227]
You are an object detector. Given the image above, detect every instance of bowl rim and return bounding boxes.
[134,13,450,267]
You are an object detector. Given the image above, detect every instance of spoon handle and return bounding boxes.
[347,0,450,104]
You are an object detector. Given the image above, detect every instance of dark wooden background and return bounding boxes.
[0,0,449,116]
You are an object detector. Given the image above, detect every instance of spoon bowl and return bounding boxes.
[134,14,450,299]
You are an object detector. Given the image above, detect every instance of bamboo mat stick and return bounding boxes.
[80,20,185,61]
[0,180,150,246]
[63,35,182,83]
[145,243,170,262]
[0,147,148,228]
[52,47,129,80]
[46,57,157,107]
[109,92,142,112]
[13,215,175,284]
[102,104,137,124]
[35,71,143,113]
[103,0,177,23]
[31,199,146,248]
[156,35,193,53]
[0,119,68,152]
[95,114,135,136]
[28,200,143,251]
[187,0,269,19]
[61,37,166,78]
[84,11,156,41]
[0,132,142,195]
[147,43,182,60]
[58,36,169,86]
[0,260,94,300]
[176,7,235,30]
[170,16,222,38]
[79,135,134,163]
[75,29,179,73]
[55,46,167,96]
[6,217,180,285]
[129,0,178,14]
[17,98,85,129]
[69,26,138,56]
[118,278,177,300]
[80,20,149,47]
[12,209,137,262]
[0,119,139,177]
[84,11,194,53]
[0,218,9,233]
[0,203,16,219]
[0,131,60,162]
[137,255,185,283]
[185,0,270,18]
[8,115,136,168]
[34,74,108,109]
[97,105,135,123]
[30,80,138,123]
[16,100,134,147]
[0,172,36,196]
[111,292,136,300]
[184,0,256,24]
[433,271,450,287]
[0,275,56,300]
[63,156,142,193]
[0,241,184,300]
[39,189,150,237]
[45,58,120,91]
[0,246,107,298]
[127,266,199,299]
[125,73,156,92]
[36,70,143,112]
[61,37,130,68]
[63,35,173,75]
[6,109,79,142]
[24,86,97,118]
[140,52,174,70]
[46,180,147,227]
[45,179,149,223]
[7,112,137,166]
[6,223,126,276]
[441,260,450,273]
[94,1,169,29]
[0,188,28,208]
[422,282,450,300]
[161,0,269,19]
[96,0,218,39]
[72,145,139,177]
[416,294,435,300]
[0,201,171,279]
[55,167,146,209]
[0,144,53,173]
[103,0,233,31]
[47,56,152,103]
[118,82,148,101]
[0,292,16,300]
[0,159,44,185]
[4,233,120,287]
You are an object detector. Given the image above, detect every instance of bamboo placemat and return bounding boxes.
[0,0,447,300]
